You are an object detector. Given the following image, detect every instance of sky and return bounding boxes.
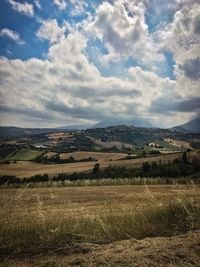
[0,0,199,128]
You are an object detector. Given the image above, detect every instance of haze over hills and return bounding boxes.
[94,119,153,128]
[0,117,200,139]
[0,124,91,138]
[171,118,200,134]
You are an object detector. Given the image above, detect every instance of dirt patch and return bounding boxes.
[1,231,200,267]
[47,132,74,140]
[43,152,58,159]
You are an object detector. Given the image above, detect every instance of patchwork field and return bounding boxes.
[0,184,200,266]
[0,152,183,178]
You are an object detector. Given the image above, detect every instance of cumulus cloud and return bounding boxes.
[8,0,34,16]
[36,19,66,44]
[155,2,200,66]
[1,1,199,128]
[85,0,164,67]
[0,28,25,45]
[153,1,200,98]
[0,30,187,128]
[53,0,67,10]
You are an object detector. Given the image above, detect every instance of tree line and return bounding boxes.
[0,153,200,185]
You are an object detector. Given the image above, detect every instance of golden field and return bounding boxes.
[0,184,200,266]
[0,152,183,178]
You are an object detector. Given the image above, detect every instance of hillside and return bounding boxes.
[172,118,200,133]
[0,126,59,138]
[85,125,196,147]
[94,118,152,128]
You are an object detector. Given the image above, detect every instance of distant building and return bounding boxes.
[148,143,162,148]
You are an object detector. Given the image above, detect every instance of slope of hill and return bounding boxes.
[85,125,171,146]
[172,118,200,133]
[0,126,59,138]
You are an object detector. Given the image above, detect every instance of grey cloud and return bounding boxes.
[44,100,105,120]
[193,15,200,35]
[150,96,200,114]
[180,57,200,80]
[0,105,54,121]
[176,97,200,112]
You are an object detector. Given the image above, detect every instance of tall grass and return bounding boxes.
[1,198,200,257]
[1,174,200,189]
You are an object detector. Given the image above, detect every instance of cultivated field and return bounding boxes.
[59,151,127,161]
[0,184,200,266]
[3,148,42,161]
[0,152,183,178]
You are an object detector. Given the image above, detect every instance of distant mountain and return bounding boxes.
[94,118,153,128]
[0,126,58,138]
[0,124,91,138]
[57,124,92,130]
[171,118,200,133]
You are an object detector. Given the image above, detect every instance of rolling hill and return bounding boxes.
[171,118,200,133]
[94,118,153,128]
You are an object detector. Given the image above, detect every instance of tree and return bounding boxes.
[142,162,151,173]
[93,163,100,174]
[182,152,188,163]
[151,161,158,170]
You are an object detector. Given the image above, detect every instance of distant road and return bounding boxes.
[0,152,183,178]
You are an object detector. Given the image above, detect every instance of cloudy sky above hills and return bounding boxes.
[0,0,199,128]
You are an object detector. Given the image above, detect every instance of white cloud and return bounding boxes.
[8,0,34,16]
[34,0,41,9]
[53,0,67,10]
[36,19,66,44]
[69,0,87,16]
[154,2,200,98]
[156,3,200,63]
[0,30,191,128]
[0,1,199,128]
[84,0,164,67]
[0,28,25,45]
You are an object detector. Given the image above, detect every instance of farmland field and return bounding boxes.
[0,152,183,178]
[0,184,200,266]
[3,148,43,161]
[59,151,127,161]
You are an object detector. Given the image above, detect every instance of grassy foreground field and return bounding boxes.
[0,184,200,266]
[0,152,183,178]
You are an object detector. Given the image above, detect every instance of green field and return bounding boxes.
[5,149,43,161]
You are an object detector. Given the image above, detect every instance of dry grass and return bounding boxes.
[0,184,200,260]
[0,152,183,178]
[1,231,200,267]
[59,151,126,161]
